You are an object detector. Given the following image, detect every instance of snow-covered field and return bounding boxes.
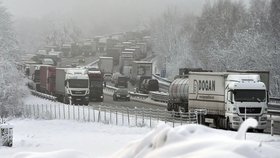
[0,95,280,158]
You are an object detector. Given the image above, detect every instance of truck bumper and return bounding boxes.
[229,114,267,130]
[71,95,89,105]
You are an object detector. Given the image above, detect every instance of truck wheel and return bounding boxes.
[226,118,231,130]
[256,129,264,133]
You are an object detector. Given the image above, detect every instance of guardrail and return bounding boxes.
[30,90,57,101]
[150,91,169,103]
[87,59,99,67]
[104,85,149,100]
[152,74,172,83]
[270,97,280,103]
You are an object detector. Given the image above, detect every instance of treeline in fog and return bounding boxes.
[151,0,280,96]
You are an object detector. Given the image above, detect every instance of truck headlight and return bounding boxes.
[260,116,267,121]
[233,117,240,121]
[264,107,268,113]
[117,94,120,97]
[233,107,237,111]
[101,95,103,98]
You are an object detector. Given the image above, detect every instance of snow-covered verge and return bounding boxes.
[1,95,280,158]
[114,119,280,158]
[1,119,280,158]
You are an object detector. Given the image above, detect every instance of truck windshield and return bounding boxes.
[234,90,266,102]
[69,79,88,88]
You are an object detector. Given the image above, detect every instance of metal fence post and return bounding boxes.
[149,108,152,128]
[36,104,39,118]
[88,105,90,122]
[172,110,175,127]
[180,111,183,125]
[127,108,130,127]
[45,104,47,119]
[68,104,70,120]
[58,104,61,119]
[188,110,191,124]
[78,105,80,121]
[93,105,95,122]
[165,110,168,124]
[135,107,138,127]
[142,108,144,126]
[271,119,274,136]
[98,105,101,122]
[63,104,66,119]
[73,104,75,120]
[116,106,118,125]
[104,108,107,124]
[54,104,57,119]
[122,107,124,126]
[157,108,159,123]
[83,104,85,121]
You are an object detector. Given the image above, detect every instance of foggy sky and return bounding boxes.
[2,0,204,19]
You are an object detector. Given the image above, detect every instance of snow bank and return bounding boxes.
[113,119,280,158]
[13,150,89,158]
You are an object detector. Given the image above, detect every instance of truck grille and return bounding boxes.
[72,90,86,95]
[239,107,262,114]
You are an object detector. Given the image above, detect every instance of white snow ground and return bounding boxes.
[0,95,280,158]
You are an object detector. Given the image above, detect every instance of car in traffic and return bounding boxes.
[113,88,130,101]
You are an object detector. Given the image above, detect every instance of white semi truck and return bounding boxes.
[168,71,268,131]
[55,68,90,105]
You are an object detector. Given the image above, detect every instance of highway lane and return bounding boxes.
[89,94,166,110]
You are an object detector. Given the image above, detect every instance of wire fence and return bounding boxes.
[19,103,198,128]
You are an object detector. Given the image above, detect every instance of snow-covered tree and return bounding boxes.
[0,3,28,118]
[150,7,200,78]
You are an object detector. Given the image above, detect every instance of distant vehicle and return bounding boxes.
[113,88,130,101]
[115,76,128,88]
[99,56,113,74]
[139,78,159,94]
[130,61,152,85]
[42,58,55,65]
[104,73,112,82]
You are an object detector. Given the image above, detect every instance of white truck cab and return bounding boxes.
[225,74,267,130]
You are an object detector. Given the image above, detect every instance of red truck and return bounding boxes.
[40,65,56,95]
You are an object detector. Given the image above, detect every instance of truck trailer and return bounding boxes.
[88,71,104,102]
[39,65,56,94]
[98,57,113,75]
[168,71,268,131]
[55,68,89,105]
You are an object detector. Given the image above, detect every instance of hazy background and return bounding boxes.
[1,0,206,52]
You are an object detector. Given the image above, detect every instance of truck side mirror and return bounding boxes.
[227,91,233,104]
[64,80,67,87]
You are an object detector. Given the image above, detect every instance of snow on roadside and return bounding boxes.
[0,119,150,158]
[1,95,280,158]
[114,121,280,158]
